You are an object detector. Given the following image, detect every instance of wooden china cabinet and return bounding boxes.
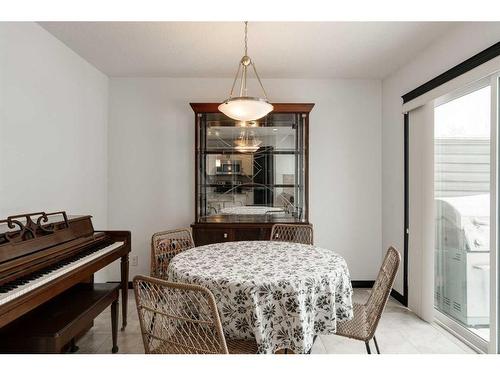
[190,103,314,246]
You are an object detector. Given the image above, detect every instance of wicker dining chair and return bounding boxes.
[270,224,314,245]
[151,228,194,279]
[133,275,258,354]
[335,247,400,354]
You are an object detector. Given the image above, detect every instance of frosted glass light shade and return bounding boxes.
[218,97,273,121]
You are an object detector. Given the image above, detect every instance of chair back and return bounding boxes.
[133,275,229,354]
[151,228,194,278]
[270,224,313,245]
[365,247,401,339]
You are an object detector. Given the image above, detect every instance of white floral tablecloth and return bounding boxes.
[167,241,353,354]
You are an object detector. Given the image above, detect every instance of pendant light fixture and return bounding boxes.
[218,22,273,121]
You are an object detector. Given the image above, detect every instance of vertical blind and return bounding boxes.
[408,103,435,322]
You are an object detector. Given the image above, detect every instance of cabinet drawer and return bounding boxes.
[193,228,232,246]
[233,227,269,241]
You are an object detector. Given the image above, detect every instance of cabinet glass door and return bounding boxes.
[197,112,307,222]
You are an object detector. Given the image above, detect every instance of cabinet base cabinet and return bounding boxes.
[191,223,310,246]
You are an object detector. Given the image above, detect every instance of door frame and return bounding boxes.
[491,72,499,354]
[405,76,498,353]
[402,41,500,353]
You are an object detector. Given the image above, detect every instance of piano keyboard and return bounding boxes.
[0,241,124,306]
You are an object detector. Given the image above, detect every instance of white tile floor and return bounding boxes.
[77,289,477,354]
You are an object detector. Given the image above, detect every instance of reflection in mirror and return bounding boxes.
[198,112,305,222]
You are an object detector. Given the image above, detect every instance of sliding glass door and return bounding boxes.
[434,80,497,352]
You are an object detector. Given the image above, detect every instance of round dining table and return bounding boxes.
[167,240,353,354]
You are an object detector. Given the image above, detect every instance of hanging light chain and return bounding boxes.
[244,21,248,56]
[224,21,270,103]
[241,21,249,97]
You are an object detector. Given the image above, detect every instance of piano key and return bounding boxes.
[0,241,124,306]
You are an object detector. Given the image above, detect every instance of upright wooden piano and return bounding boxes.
[0,211,130,353]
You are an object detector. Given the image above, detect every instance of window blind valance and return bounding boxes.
[402,42,500,113]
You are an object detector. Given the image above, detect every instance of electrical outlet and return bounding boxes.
[131,255,138,267]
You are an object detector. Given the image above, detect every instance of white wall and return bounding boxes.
[108,78,382,281]
[5,21,498,292]
[0,24,108,231]
[382,22,500,293]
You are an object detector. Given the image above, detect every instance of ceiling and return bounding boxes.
[39,22,457,79]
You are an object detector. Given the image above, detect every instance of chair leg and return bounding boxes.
[373,336,380,354]
[365,341,371,354]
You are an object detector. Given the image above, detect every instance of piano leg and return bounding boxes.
[69,338,79,353]
[111,299,119,353]
[120,254,129,331]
